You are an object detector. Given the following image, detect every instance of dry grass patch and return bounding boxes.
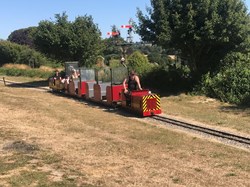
[3,64,31,70]
[2,64,63,73]
[161,94,250,134]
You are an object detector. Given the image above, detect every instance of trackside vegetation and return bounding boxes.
[0,41,59,68]
[0,67,54,79]
[136,0,250,106]
[196,52,250,106]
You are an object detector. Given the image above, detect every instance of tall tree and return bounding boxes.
[8,27,35,48]
[137,0,250,77]
[33,12,102,67]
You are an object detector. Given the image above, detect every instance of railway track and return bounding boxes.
[151,115,250,149]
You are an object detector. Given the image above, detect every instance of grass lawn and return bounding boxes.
[161,94,250,135]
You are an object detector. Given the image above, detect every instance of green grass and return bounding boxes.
[41,152,62,164]
[0,150,79,186]
[8,170,78,187]
[0,153,33,174]
[0,67,53,79]
[8,171,48,187]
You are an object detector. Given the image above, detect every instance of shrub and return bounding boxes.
[197,52,250,106]
[108,59,120,68]
[143,65,192,93]
[127,51,153,78]
[0,41,19,65]
[0,41,59,68]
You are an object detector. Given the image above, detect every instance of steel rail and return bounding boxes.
[152,115,250,146]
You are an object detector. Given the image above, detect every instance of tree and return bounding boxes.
[137,0,250,78]
[127,51,153,77]
[8,27,35,48]
[0,41,56,67]
[198,52,250,105]
[102,38,122,64]
[32,12,103,67]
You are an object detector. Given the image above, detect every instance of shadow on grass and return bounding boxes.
[219,105,250,116]
[2,78,49,91]
[49,90,144,119]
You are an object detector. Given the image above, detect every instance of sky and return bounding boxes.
[0,0,151,42]
[0,0,250,42]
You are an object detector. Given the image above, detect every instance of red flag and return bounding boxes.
[121,25,132,29]
[107,31,120,36]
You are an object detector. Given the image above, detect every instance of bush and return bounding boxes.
[197,52,250,106]
[127,51,153,78]
[108,59,121,68]
[0,41,59,68]
[143,65,192,93]
[0,41,19,64]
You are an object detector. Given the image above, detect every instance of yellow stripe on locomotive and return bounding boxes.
[142,94,161,115]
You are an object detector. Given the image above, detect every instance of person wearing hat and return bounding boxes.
[123,70,142,106]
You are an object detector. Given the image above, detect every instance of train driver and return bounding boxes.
[123,70,142,106]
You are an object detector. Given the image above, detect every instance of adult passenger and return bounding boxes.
[53,70,61,85]
[54,70,61,80]
[71,69,79,79]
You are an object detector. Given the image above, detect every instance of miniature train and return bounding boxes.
[49,61,161,117]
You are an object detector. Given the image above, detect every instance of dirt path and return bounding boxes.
[0,84,250,186]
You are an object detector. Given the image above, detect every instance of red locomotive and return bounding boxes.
[49,62,161,117]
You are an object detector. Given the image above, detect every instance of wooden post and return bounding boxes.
[3,77,6,86]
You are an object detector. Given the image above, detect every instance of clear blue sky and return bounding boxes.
[0,0,249,42]
[0,0,151,42]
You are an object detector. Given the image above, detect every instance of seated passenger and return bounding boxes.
[61,75,69,84]
[54,70,61,79]
[123,70,142,106]
[71,69,79,79]
[53,70,61,84]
